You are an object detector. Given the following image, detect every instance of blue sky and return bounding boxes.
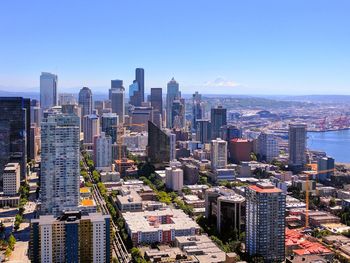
[0,0,350,95]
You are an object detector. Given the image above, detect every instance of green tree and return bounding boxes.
[8,234,16,250]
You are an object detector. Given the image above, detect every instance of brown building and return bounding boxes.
[229,138,253,164]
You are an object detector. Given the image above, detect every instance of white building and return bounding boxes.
[40,72,58,110]
[40,112,80,216]
[94,132,112,171]
[165,167,184,191]
[122,131,148,151]
[3,163,20,196]
[210,138,227,171]
[257,132,279,162]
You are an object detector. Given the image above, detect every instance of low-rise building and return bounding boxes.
[123,208,201,245]
[175,235,226,263]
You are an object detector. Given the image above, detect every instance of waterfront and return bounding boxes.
[308,129,350,163]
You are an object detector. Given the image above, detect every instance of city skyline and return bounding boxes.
[1,1,350,95]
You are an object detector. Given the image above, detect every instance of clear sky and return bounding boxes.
[1,0,350,95]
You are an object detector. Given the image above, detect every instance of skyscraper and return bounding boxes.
[110,81,125,124]
[256,132,279,162]
[220,125,242,142]
[147,121,176,165]
[78,87,93,117]
[288,123,307,171]
[40,112,80,216]
[101,113,119,144]
[30,211,112,263]
[211,106,227,139]
[171,98,185,129]
[129,80,140,106]
[94,132,112,171]
[83,114,100,144]
[0,97,30,179]
[210,138,227,171]
[40,72,57,110]
[246,183,286,262]
[150,88,163,113]
[135,68,145,103]
[109,79,123,100]
[166,78,180,128]
[192,92,204,131]
[196,119,211,143]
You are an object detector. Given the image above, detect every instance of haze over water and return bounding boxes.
[308,129,350,163]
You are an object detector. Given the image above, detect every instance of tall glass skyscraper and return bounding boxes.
[110,80,125,123]
[210,106,227,139]
[166,78,180,128]
[78,87,93,117]
[40,112,80,216]
[135,68,144,103]
[40,72,57,110]
[0,97,30,179]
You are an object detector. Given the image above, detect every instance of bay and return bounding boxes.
[308,129,350,163]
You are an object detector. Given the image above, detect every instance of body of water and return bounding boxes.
[308,129,350,163]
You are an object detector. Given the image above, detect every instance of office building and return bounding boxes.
[317,157,335,182]
[30,211,112,263]
[211,106,227,139]
[165,166,184,191]
[58,93,76,106]
[171,98,185,129]
[220,124,241,142]
[40,72,57,110]
[229,138,253,164]
[210,138,227,170]
[256,132,279,162]
[166,78,180,128]
[123,208,200,245]
[150,88,163,127]
[110,82,125,124]
[205,187,245,234]
[135,68,145,104]
[150,88,163,113]
[196,119,211,143]
[83,114,100,144]
[94,132,112,171]
[40,112,80,216]
[109,79,123,99]
[101,113,119,144]
[183,164,199,185]
[129,80,140,106]
[122,131,148,151]
[289,124,307,171]
[130,106,153,132]
[78,87,93,117]
[147,121,176,165]
[94,100,105,115]
[0,97,30,179]
[192,92,204,131]
[246,183,286,262]
[3,163,20,196]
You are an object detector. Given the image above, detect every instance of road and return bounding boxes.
[81,154,131,263]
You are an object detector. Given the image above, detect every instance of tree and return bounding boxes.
[329,197,336,207]
[182,187,192,195]
[8,234,16,250]
[5,247,12,258]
